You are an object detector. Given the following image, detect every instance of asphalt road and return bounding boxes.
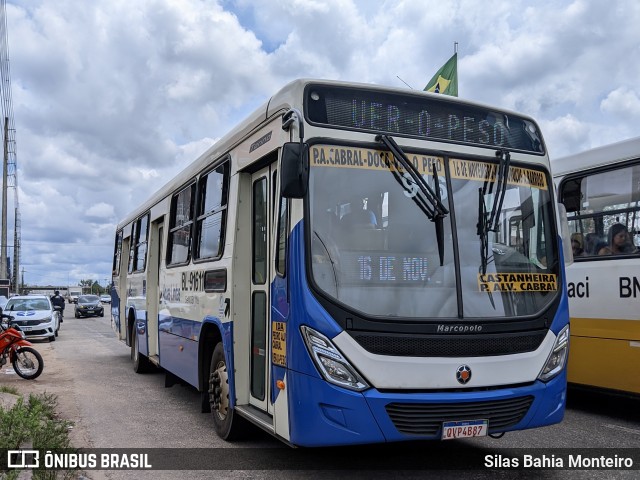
[1,308,639,479]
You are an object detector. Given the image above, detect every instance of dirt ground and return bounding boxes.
[0,336,95,450]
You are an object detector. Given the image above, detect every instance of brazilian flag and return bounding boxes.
[424,53,458,96]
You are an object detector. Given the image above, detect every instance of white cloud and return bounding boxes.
[4,0,640,285]
[601,87,640,119]
[85,202,115,220]
[539,114,590,158]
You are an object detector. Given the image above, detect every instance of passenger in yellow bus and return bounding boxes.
[570,233,584,257]
[598,223,637,255]
[583,233,599,256]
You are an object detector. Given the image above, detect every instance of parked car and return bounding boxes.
[2,294,60,342]
[99,294,111,304]
[75,295,104,318]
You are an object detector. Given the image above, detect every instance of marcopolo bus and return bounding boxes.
[111,79,570,446]
[553,136,640,396]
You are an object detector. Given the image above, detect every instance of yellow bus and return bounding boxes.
[553,136,640,395]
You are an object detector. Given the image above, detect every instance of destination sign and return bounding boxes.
[340,251,431,285]
[308,145,549,190]
[305,84,544,154]
[477,273,558,292]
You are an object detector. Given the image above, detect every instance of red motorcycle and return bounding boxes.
[0,309,44,380]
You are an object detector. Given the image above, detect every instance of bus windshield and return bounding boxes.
[308,143,559,319]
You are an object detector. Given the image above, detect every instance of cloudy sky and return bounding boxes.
[3,0,640,287]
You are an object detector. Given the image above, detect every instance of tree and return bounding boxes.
[79,279,106,294]
[79,279,93,293]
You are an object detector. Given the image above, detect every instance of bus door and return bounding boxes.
[118,235,131,342]
[146,219,163,363]
[249,164,275,414]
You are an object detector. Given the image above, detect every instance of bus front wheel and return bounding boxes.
[208,342,247,440]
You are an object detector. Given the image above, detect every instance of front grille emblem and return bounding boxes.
[456,365,472,384]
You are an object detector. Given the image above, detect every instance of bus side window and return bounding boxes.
[276,196,288,276]
[560,161,640,260]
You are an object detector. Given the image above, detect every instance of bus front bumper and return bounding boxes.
[286,369,566,447]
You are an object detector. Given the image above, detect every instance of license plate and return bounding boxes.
[22,326,32,331]
[441,419,488,440]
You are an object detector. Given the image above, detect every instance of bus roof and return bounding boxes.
[551,136,640,177]
[117,78,544,230]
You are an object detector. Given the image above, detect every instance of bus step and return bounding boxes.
[235,404,274,433]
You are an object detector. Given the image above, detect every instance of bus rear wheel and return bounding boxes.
[208,342,247,440]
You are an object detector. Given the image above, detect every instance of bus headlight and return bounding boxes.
[301,326,369,392]
[538,325,569,382]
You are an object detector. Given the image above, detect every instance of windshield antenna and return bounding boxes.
[396,76,414,89]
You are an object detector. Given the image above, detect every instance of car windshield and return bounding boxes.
[6,298,51,311]
[308,144,559,319]
[79,295,99,304]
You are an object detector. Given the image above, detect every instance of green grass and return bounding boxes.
[0,386,19,395]
[0,392,75,479]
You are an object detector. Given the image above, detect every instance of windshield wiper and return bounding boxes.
[477,183,495,309]
[313,230,339,293]
[432,162,446,266]
[376,135,448,220]
[376,135,449,265]
[477,148,511,276]
[477,184,490,275]
[488,149,511,231]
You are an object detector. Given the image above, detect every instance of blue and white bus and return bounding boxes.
[111,79,569,446]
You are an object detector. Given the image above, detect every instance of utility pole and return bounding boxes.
[1,117,7,280]
[13,206,19,290]
[1,1,21,294]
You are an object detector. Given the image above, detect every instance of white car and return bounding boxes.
[99,294,111,304]
[3,295,60,342]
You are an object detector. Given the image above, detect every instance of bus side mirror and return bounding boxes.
[281,142,309,198]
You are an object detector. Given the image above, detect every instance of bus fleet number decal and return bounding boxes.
[182,271,205,292]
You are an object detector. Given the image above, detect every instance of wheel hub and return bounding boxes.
[209,362,229,419]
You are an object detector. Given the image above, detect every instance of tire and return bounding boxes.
[12,346,44,380]
[49,334,56,342]
[75,311,80,318]
[131,326,152,373]
[208,342,248,440]
[100,311,104,317]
